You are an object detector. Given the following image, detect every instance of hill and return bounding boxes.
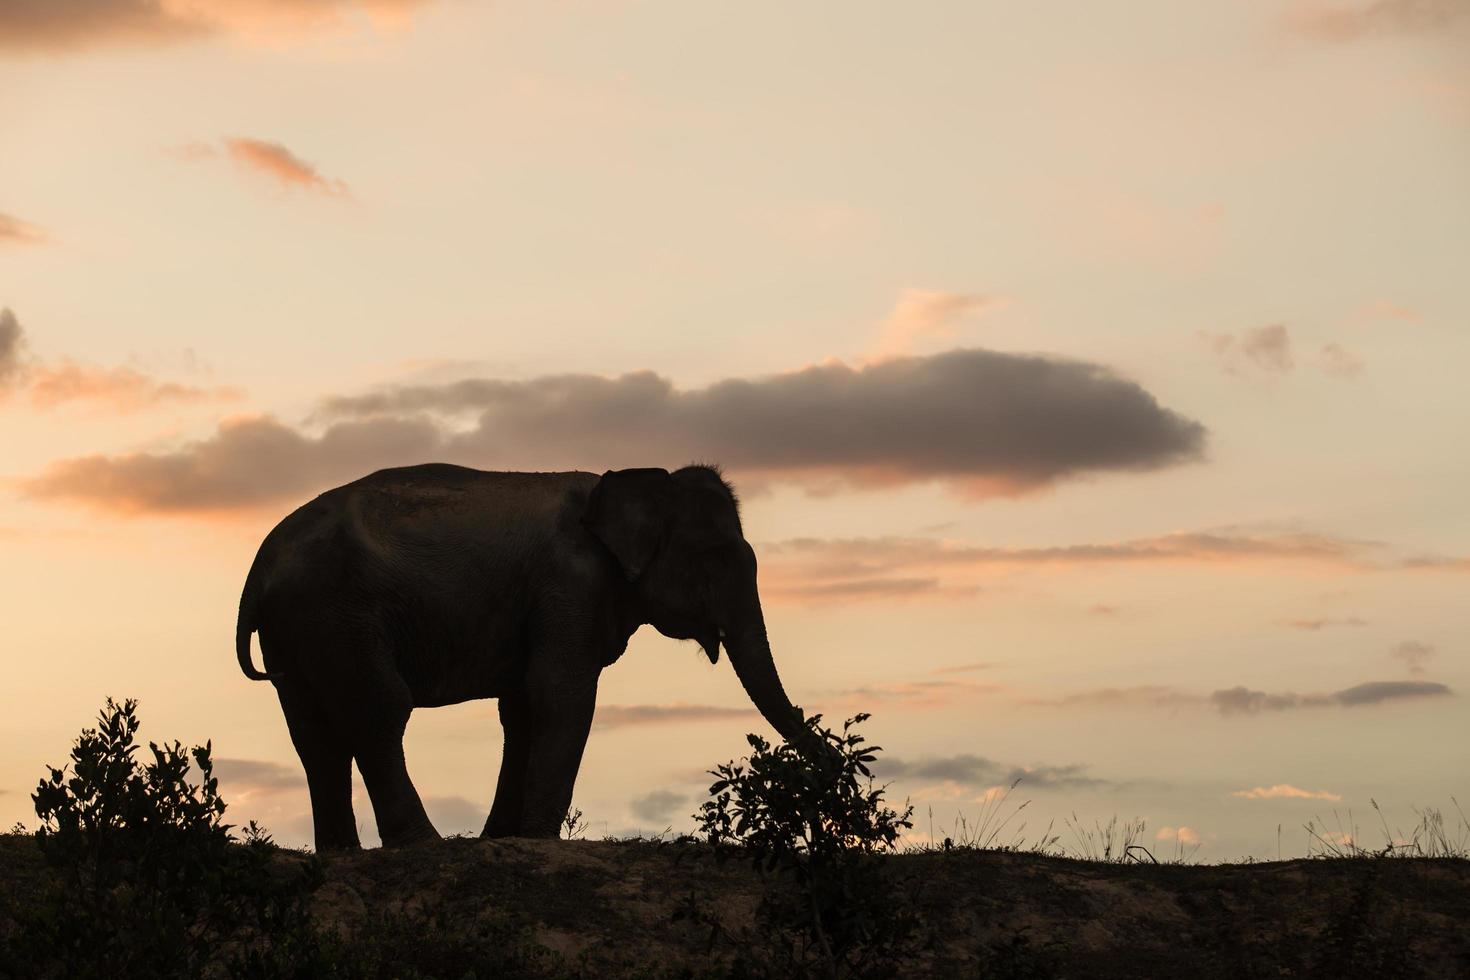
[3,832,1467,978]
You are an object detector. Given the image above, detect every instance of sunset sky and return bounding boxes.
[2,0,1466,858]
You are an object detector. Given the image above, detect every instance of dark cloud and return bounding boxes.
[1282,617,1369,630]
[1288,0,1470,40]
[1390,640,1434,676]
[25,414,442,512]
[1210,687,1322,715]
[0,309,23,388]
[881,754,1114,791]
[0,212,48,245]
[27,348,1206,512]
[1400,554,1470,572]
[0,0,430,52]
[882,754,999,783]
[213,757,304,794]
[1334,680,1449,706]
[630,789,685,825]
[424,795,487,836]
[338,350,1207,493]
[1211,680,1451,714]
[829,677,1004,709]
[592,703,755,730]
[1023,685,1199,709]
[1318,343,1366,379]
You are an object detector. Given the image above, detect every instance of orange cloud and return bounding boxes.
[1231,784,1342,802]
[592,703,754,730]
[760,529,1393,602]
[223,137,350,196]
[0,0,432,53]
[1286,0,1469,41]
[866,289,1005,361]
[1,308,241,413]
[1281,616,1368,630]
[1155,826,1202,845]
[28,361,243,411]
[0,211,48,246]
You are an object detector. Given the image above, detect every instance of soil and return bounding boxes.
[3,833,1467,978]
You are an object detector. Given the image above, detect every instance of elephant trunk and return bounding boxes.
[725,605,805,744]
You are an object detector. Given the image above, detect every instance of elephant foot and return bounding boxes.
[381,825,442,849]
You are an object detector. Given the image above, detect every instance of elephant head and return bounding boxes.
[583,465,804,743]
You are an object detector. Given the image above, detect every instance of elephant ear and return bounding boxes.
[583,468,675,581]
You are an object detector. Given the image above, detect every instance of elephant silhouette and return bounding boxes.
[237,463,804,849]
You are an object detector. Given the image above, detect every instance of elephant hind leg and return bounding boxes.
[341,663,440,848]
[277,681,360,852]
[483,689,531,838]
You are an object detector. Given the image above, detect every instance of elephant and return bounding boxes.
[235,463,806,850]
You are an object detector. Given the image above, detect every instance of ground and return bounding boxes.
[3,832,1466,977]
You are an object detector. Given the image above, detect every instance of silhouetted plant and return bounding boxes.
[563,804,589,840]
[684,712,917,979]
[8,698,328,979]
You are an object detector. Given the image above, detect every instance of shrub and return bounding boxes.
[686,712,917,979]
[8,698,326,980]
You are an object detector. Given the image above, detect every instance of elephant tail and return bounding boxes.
[236,560,279,682]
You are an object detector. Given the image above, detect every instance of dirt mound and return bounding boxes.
[4,833,1468,977]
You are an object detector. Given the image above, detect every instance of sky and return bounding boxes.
[1,0,1467,859]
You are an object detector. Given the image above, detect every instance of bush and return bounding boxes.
[7,698,326,980]
[686,712,917,979]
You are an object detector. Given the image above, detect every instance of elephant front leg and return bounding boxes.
[516,667,600,838]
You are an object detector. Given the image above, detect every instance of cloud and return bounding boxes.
[1334,679,1450,706]
[28,361,244,411]
[1,308,238,411]
[930,661,996,675]
[1318,343,1365,379]
[765,576,961,602]
[882,753,1115,792]
[758,527,1432,604]
[0,211,47,245]
[1231,784,1342,802]
[222,137,350,196]
[423,795,486,836]
[1023,685,1199,709]
[0,0,431,53]
[1282,616,1369,630]
[630,789,685,825]
[867,289,1004,361]
[0,309,23,388]
[826,677,1005,710]
[592,703,755,730]
[1200,324,1293,376]
[1287,0,1470,41]
[1359,300,1420,322]
[213,757,304,798]
[762,528,1387,599]
[25,414,442,512]
[28,347,1206,513]
[1211,680,1451,714]
[1155,825,1201,845]
[1390,640,1434,676]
